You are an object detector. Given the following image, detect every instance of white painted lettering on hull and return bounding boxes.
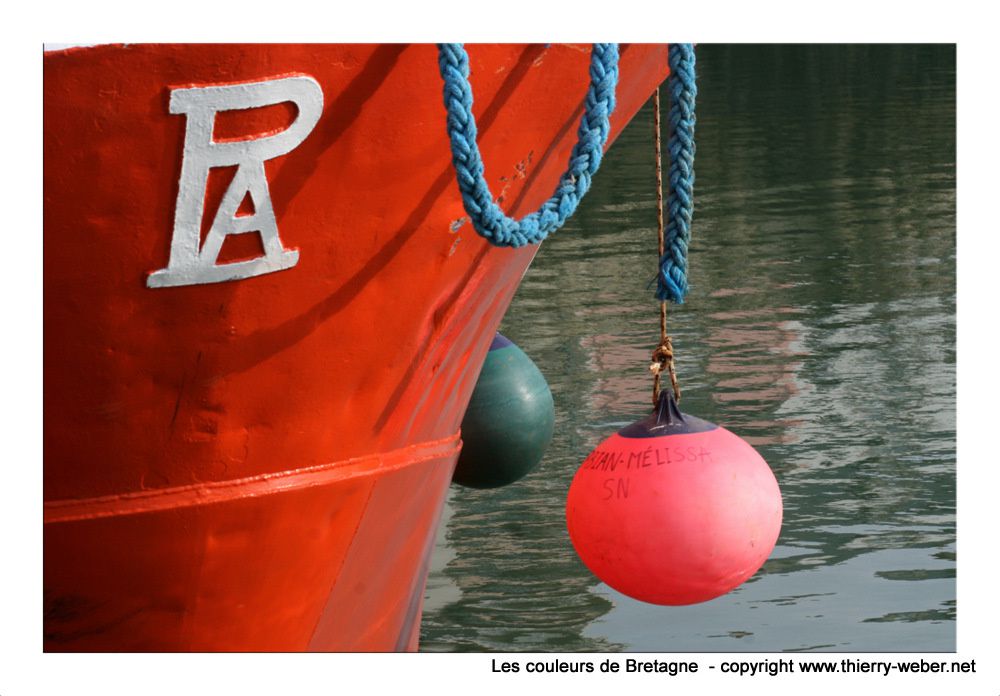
[148,76,324,288]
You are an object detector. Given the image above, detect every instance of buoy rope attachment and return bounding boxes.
[649,86,681,406]
[650,44,696,405]
[437,43,619,247]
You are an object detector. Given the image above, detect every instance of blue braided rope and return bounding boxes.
[656,44,697,304]
[437,43,619,247]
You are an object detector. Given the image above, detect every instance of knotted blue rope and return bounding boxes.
[438,43,619,247]
[657,44,697,304]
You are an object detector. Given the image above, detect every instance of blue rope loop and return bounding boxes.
[656,44,697,304]
[438,44,619,247]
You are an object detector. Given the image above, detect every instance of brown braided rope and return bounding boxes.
[650,88,681,406]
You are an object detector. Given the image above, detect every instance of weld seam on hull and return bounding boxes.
[44,432,462,524]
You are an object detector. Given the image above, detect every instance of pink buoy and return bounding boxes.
[566,392,782,605]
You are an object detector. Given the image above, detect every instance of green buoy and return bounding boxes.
[453,333,555,488]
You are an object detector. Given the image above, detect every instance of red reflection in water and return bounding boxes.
[705,301,806,446]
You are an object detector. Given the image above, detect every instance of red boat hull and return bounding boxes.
[43,43,669,651]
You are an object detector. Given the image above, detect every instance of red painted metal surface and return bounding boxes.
[43,43,670,651]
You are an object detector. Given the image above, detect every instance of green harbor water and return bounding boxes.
[420,45,955,652]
